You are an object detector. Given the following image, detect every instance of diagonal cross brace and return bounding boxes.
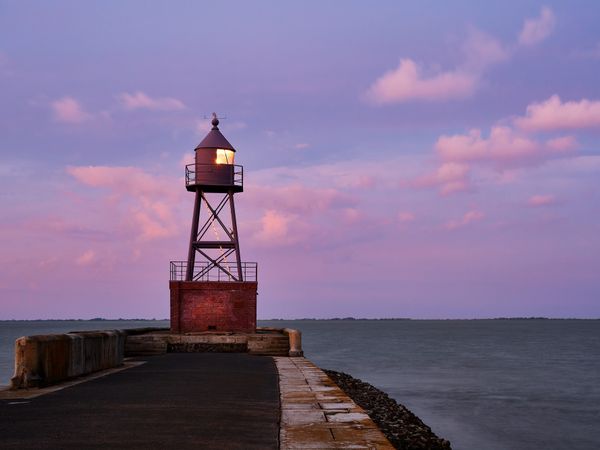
[194,248,238,281]
[197,193,234,242]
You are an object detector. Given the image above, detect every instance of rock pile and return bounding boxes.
[324,369,452,450]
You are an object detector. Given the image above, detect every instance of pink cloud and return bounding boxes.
[445,210,485,230]
[528,194,556,207]
[241,183,360,247]
[353,176,376,189]
[413,96,585,197]
[67,166,174,198]
[261,210,289,238]
[435,125,581,170]
[412,162,471,196]
[410,93,590,198]
[51,97,91,123]
[462,28,510,71]
[365,8,556,105]
[365,27,510,105]
[546,136,578,153]
[131,210,174,240]
[398,212,416,223]
[515,95,600,131]
[436,126,540,165]
[118,91,185,111]
[341,207,358,222]
[66,165,182,241]
[180,152,195,166]
[76,249,96,266]
[255,210,291,242]
[518,7,556,46]
[365,59,477,104]
[250,209,315,247]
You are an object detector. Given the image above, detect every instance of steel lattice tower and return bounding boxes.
[183,114,246,282]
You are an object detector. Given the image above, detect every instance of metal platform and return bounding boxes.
[169,261,257,282]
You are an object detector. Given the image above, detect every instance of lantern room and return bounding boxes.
[185,114,243,193]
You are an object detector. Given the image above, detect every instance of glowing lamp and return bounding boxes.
[215,148,235,165]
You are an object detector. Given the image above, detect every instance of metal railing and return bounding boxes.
[170,261,257,282]
[185,164,243,188]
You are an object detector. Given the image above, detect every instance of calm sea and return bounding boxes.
[1,319,599,450]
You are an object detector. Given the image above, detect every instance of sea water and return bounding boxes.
[1,319,599,450]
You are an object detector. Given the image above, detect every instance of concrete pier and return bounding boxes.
[1,331,393,449]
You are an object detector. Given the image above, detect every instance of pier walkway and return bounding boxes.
[0,353,279,450]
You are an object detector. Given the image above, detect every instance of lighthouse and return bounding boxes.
[169,114,257,334]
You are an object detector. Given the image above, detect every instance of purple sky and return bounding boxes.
[1,2,599,319]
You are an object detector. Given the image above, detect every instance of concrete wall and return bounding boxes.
[11,330,126,389]
[170,281,257,333]
[257,327,303,357]
[125,328,302,357]
[10,325,302,389]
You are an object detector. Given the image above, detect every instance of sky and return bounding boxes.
[0,1,599,319]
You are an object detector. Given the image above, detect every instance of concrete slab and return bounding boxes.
[320,402,355,410]
[283,409,327,425]
[325,412,372,423]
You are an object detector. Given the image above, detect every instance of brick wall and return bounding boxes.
[169,281,257,333]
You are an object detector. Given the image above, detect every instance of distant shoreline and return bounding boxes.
[0,317,598,322]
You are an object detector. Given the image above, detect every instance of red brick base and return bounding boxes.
[169,281,257,334]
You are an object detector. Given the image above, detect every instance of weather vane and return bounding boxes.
[203,112,227,121]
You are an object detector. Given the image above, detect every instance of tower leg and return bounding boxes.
[228,191,244,282]
[186,191,201,281]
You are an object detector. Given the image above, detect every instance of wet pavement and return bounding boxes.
[0,353,279,449]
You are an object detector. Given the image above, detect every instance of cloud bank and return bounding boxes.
[515,95,600,131]
[365,59,478,104]
[366,7,554,104]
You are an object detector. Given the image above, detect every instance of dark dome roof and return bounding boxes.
[194,119,236,152]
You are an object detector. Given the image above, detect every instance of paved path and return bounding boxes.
[276,357,393,449]
[0,353,279,450]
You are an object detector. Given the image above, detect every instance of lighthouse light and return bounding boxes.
[215,149,235,165]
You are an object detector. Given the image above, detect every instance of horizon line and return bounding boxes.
[1,317,599,322]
